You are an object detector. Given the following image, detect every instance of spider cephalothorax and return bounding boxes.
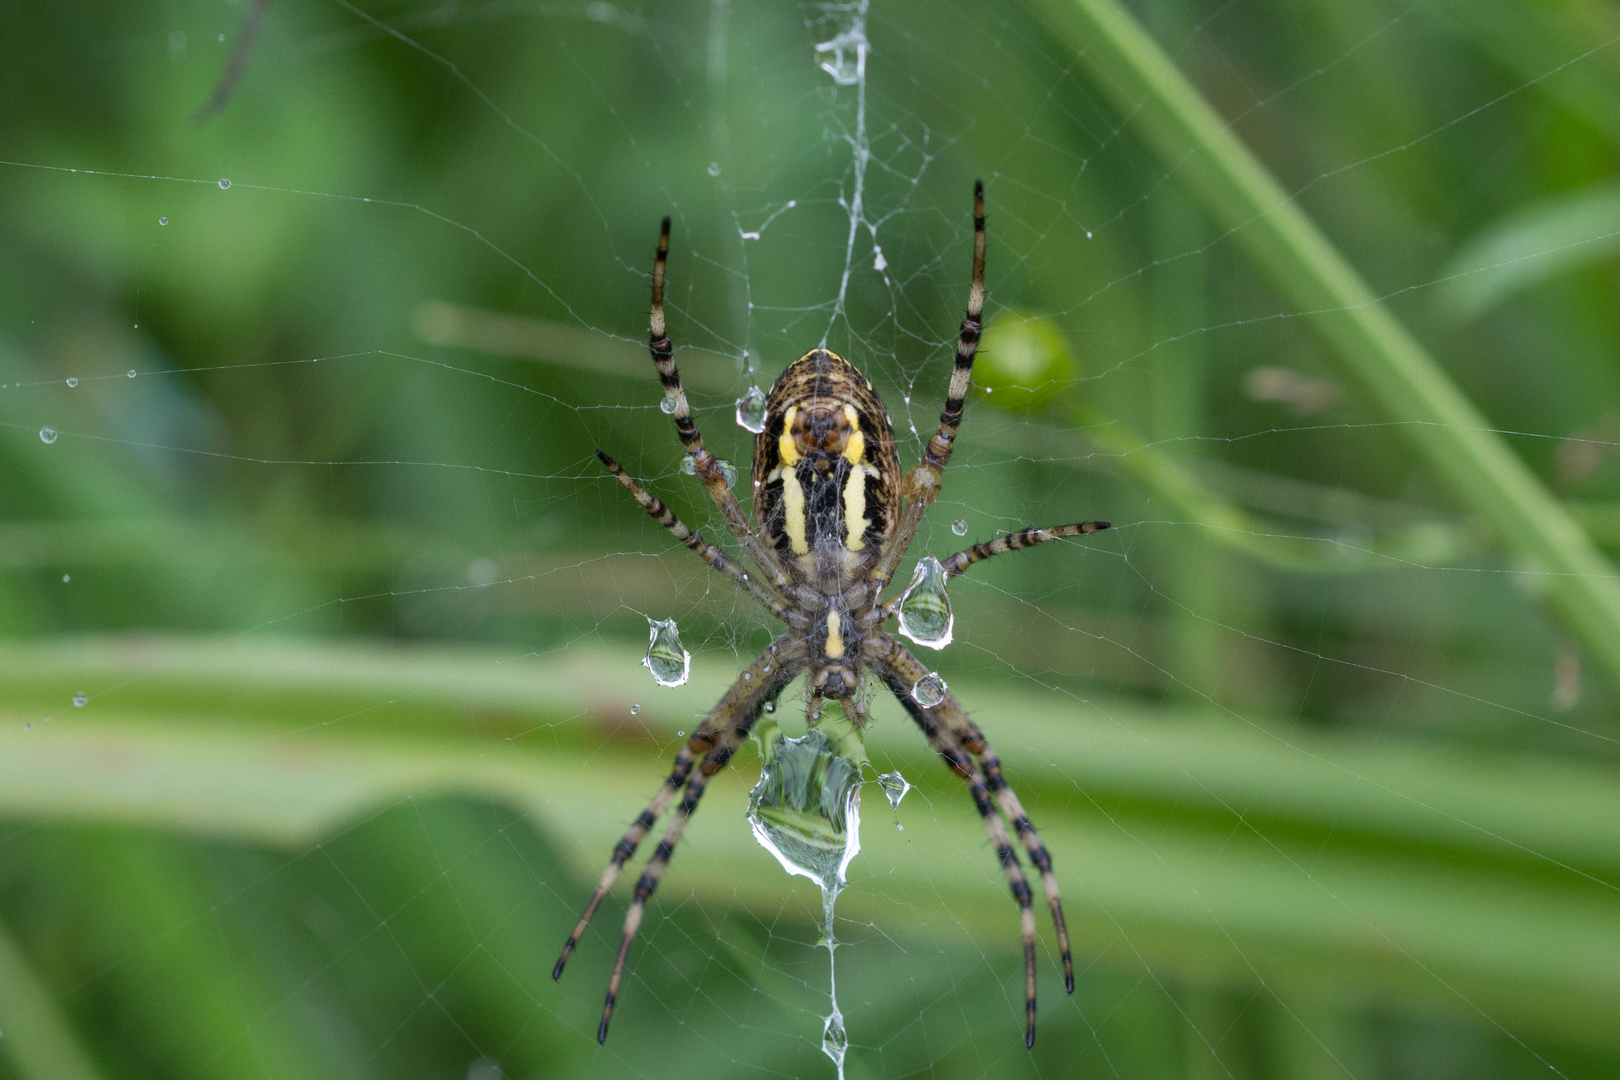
[553,182,1110,1049]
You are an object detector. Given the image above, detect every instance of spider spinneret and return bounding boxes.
[555,181,1110,1050]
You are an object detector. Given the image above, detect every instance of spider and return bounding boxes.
[553,182,1110,1050]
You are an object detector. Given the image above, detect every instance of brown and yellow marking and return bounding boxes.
[841,404,866,464]
[777,467,809,555]
[842,464,870,551]
[776,405,801,466]
[824,609,845,658]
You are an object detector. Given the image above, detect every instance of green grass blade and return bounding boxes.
[0,916,105,1080]
[1025,0,1620,689]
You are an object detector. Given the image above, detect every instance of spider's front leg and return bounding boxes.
[552,636,806,1043]
[641,217,794,595]
[869,632,1073,1048]
[871,180,986,593]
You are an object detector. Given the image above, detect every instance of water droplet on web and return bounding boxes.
[747,723,862,1080]
[38,427,57,444]
[877,770,911,810]
[24,723,32,732]
[872,247,887,272]
[642,617,690,687]
[911,672,947,708]
[72,692,87,708]
[218,178,231,189]
[629,703,640,715]
[734,385,767,433]
[898,555,954,649]
[62,574,70,583]
[677,730,685,736]
[159,216,168,226]
[126,369,137,379]
[823,1012,849,1070]
[951,519,967,536]
[707,161,721,177]
[659,395,678,415]
[65,377,78,388]
[217,33,225,42]
[715,458,738,487]
[1085,230,1093,239]
[680,454,698,475]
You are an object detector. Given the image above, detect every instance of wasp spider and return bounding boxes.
[554,182,1110,1049]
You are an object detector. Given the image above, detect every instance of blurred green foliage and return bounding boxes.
[1,1,1619,1078]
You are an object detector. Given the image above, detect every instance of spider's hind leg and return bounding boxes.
[881,668,1043,1048]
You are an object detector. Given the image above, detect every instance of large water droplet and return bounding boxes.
[734,385,767,433]
[877,770,911,809]
[642,617,690,687]
[659,395,678,415]
[911,672,947,708]
[38,427,57,444]
[72,692,87,708]
[749,716,865,1080]
[897,555,953,649]
[951,519,968,536]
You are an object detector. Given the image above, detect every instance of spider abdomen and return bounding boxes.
[753,349,900,582]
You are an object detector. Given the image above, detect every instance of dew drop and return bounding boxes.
[951,519,967,536]
[677,730,686,736]
[24,723,32,732]
[72,692,87,708]
[65,377,78,388]
[707,161,721,177]
[659,395,678,415]
[629,703,640,715]
[911,672,947,708]
[734,385,767,433]
[62,574,70,583]
[715,458,738,488]
[642,617,691,687]
[764,700,776,714]
[1085,230,1093,239]
[159,216,168,226]
[218,178,231,189]
[38,426,58,444]
[877,770,911,810]
[680,454,698,476]
[126,369,137,379]
[897,554,954,649]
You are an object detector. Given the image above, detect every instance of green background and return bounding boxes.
[1,0,1619,1077]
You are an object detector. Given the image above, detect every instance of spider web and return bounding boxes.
[1,1,1619,1078]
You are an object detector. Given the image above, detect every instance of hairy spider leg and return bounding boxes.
[645,218,794,594]
[552,639,803,983]
[939,521,1111,581]
[878,519,1112,622]
[595,451,796,623]
[872,180,987,592]
[876,636,1075,997]
[875,649,1043,1049]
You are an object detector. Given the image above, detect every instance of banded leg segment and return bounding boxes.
[874,634,1075,997]
[595,679,786,1043]
[553,638,804,984]
[876,651,1041,1048]
[644,218,793,593]
[596,451,793,623]
[873,180,987,591]
[939,521,1110,582]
